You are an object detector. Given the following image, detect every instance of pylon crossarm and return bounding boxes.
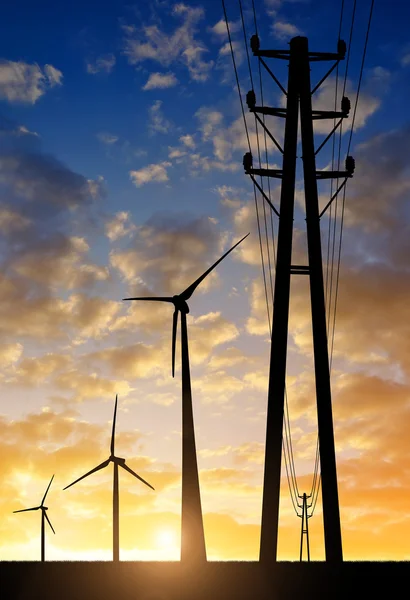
[252,106,287,118]
[290,265,309,275]
[308,51,344,62]
[312,109,347,120]
[247,167,283,178]
[311,60,340,95]
[249,175,280,217]
[253,113,284,153]
[258,57,288,96]
[254,49,290,59]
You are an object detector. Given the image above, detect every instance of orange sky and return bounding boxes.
[1,0,409,564]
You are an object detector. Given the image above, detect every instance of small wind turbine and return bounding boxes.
[123,232,249,562]
[63,395,154,562]
[13,475,56,562]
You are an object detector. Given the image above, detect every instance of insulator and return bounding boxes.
[341,96,351,116]
[345,155,355,176]
[250,34,260,53]
[246,90,256,110]
[337,39,346,59]
[243,152,253,172]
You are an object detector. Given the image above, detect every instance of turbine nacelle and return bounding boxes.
[64,396,155,493]
[172,295,189,314]
[111,456,126,465]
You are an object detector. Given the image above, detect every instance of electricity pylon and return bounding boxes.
[299,492,311,561]
[244,36,355,563]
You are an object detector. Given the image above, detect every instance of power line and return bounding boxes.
[222,0,273,332]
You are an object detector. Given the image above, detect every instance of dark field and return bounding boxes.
[1,561,408,599]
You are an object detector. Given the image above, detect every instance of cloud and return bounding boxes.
[105,211,136,241]
[142,72,178,90]
[84,342,168,381]
[13,353,72,386]
[10,235,109,291]
[129,161,171,186]
[189,312,240,365]
[208,346,248,369]
[86,54,116,74]
[272,21,302,40]
[0,205,30,234]
[0,342,23,367]
[148,100,173,134]
[43,64,63,87]
[109,213,226,296]
[195,105,283,163]
[312,72,386,136]
[0,60,62,104]
[0,151,102,215]
[179,134,195,149]
[123,3,213,82]
[96,132,119,145]
[209,19,241,37]
[340,126,410,233]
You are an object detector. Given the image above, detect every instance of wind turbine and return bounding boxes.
[123,232,249,562]
[63,395,154,562]
[13,475,56,562]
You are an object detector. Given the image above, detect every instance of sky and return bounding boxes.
[0,0,409,562]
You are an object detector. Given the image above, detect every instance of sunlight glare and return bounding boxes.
[156,529,176,549]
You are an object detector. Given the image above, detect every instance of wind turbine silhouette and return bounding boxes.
[13,475,55,562]
[63,395,154,562]
[123,232,249,562]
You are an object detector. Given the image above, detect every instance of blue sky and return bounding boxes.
[0,0,410,562]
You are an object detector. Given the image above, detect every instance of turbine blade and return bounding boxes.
[111,395,118,455]
[180,233,250,301]
[120,462,155,491]
[44,511,55,534]
[13,506,40,513]
[172,309,178,378]
[122,297,174,302]
[41,474,54,507]
[63,459,110,490]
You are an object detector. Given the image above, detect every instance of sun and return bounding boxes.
[156,529,176,549]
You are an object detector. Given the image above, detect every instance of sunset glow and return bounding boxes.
[0,0,409,563]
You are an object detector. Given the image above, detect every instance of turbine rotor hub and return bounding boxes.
[173,295,189,314]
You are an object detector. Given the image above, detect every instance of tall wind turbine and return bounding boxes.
[123,232,249,562]
[63,395,154,562]
[13,475,56,562]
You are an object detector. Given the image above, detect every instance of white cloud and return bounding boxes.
[123,4,213,82]
[0,60,62,104]
[16,125,39,137]
[195,107,224,140]
[129,161,171,187]
[105,212,136,241]
[149,100,173,134]
[96,132,119,145]
[272,21,302,40]
[44,64,63,87]
[209,19,241,37]
[142,72,178,90]
[86,54,116,74]
[180,134,195,149]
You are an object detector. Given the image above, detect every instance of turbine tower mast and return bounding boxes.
[244,35,354,563]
